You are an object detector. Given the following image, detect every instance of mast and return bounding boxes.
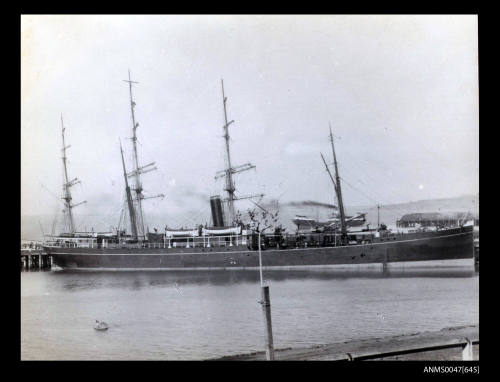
[320,152,337,191]
[60,115,86,234]
[221,79,236,224]
[123,70,145,239]
[329,123,347,240]
[120,140,138,240]
[216,79,260,225]
[123,70,164,240]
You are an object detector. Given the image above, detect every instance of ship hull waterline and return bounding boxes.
[44,227,474,271]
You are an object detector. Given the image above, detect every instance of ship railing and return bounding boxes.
[107,235,250,249]
[163,234,249,249]
[41,226,469,249]
[44,242,78,248]
[45,234,251,249]
[38,232,388,249]
[43,240,97,248]
[21,242,45,251]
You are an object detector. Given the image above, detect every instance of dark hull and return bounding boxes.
[45,226,474,270]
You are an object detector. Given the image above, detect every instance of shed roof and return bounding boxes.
[398,211,478,222]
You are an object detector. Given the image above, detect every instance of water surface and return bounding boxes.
[21,267,479,360]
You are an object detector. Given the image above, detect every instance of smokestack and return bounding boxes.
[210,195,225,227]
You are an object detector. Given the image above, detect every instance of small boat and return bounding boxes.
[94,320,109,331]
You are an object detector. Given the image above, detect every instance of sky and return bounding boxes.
[21,15,479,232]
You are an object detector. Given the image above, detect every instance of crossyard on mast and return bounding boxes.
[215,79,261,226]
[122,70,164,240]
[60,115,86,234]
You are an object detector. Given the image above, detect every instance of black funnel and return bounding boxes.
[210,195,225,227]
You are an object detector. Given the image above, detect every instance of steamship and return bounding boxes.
[43,76,474,270]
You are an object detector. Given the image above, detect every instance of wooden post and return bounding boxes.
[260,285,275,361]
[258,232,275,360]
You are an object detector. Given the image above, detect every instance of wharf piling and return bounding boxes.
[21,241,52,271]
[21,252,52,271]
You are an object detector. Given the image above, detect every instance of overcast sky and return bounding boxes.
[21,15,478,230]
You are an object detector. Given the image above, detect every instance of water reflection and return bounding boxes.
[53,267,477,292]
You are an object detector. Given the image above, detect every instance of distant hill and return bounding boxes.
[21,194,478,241]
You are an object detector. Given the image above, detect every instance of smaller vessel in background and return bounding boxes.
[292,212,367,233]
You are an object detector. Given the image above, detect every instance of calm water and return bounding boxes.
[21,266,479,360]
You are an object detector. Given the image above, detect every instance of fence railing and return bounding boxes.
[330,338,478,361]
[215,336,478,361]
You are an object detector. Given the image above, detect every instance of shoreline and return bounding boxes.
[211,325,479,361]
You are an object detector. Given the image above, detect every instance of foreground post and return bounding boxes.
[260,285,275,360]
[258,232,275,360]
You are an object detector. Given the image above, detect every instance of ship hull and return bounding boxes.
[45,226,474,270]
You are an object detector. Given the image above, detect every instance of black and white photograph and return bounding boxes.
[20,14,479,363]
